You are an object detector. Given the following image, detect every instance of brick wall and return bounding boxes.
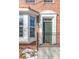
[19,0,60,13]
[19,0,60,47]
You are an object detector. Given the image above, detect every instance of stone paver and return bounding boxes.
[23,47,60,59]
[37,47,60,59]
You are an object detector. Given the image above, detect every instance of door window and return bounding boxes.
[43,18,52,44]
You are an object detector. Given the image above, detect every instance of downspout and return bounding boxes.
[37,15,40,50]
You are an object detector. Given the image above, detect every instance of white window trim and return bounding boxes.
[39,10,57,45]
[19,15,29,43]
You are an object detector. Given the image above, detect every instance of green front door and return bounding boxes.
[43,20,52,44]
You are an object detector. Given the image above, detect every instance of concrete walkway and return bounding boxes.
[37,47,60,59]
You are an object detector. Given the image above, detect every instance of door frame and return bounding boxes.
[39,10,57,45]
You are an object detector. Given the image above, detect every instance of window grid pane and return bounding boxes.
[30,28,35,37]
[30,16,35,37]
[26,0,35,2]
[44,0,52,2]
[30,16,35,27]
[19,16,23,37]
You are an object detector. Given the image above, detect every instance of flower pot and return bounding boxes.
[19,57,26,59]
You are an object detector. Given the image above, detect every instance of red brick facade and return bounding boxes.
[19,0,60,47]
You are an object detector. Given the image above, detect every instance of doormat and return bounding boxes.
[19,0,60,59]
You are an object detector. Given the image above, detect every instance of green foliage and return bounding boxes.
[19,50,26,58]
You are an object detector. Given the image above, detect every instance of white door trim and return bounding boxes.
[39,10,57,45]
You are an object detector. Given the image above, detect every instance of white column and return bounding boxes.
[52,15,56,44]
[23,15,29,42]
[39,15,43,44]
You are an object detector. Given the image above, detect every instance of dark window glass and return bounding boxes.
[44,0,52,2]
[30,28,35,37]
[26,0,35,2]
[19,18,23,25]
[30,16,35,27]
[19,16,23,37]
[30,16,35,37]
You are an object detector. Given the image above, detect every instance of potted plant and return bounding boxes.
[19,50,26,59]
